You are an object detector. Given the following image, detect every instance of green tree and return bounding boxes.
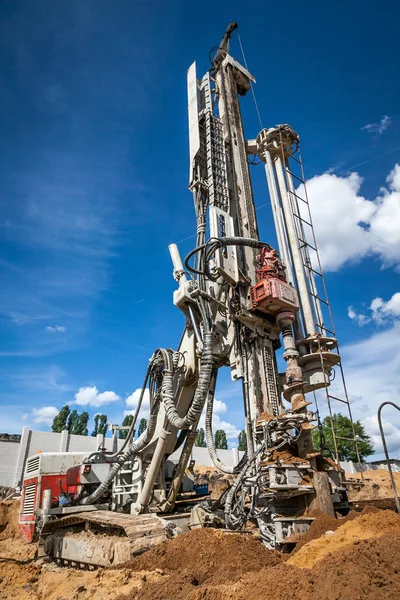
[238,430,247,452]
[119,415,133,439]
[67,409,78,433]
[137,418,147,437]
[312,413,374,462]
[195,428,206,447]
[92,414,108,437]
[214,429,228,450]
[70,411,89,436]
[52,405,70,432]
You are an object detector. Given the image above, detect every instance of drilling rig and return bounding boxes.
[19,22,360,566]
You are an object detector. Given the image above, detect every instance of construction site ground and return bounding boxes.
[1,469,400,600]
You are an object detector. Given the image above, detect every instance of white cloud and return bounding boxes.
[123,409,135,418]
[362,415,400,456]
[361,115,391,136]
[45,325,66,332]
[348,306,371,326]
[336,322,400,458]
[301,164,400,271]
[126,388,150,417]
[213,399,227,414]
[198,410,240,443]
[32,406,59,425]
[74,386,120,407]
[370,293,400,323]
[348,292,400,326]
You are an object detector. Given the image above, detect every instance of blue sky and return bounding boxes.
[1,1,400,458]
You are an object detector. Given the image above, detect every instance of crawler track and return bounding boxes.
[41,510,171,567]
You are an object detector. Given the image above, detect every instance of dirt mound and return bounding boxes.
[347,469,400,501]
[215,531,400,600]
[0,561,162,600]
[0,500,37,563]
[194,467,234,499]
[2,507,400,600]
[123,528,280,586]
[288,508,400,569]
[0,500,20,541]
[118,525,400,600]
[291,510,357,553]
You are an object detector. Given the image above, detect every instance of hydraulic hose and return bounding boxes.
[185,237,272,280]
[224,443,265,530]
[84,358,156,463]
[80,400,159,506]
[205,369,247,475]
[162,330,214,430]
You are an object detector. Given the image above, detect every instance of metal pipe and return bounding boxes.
[274,155,316,336]
[160,428,198,512]
[168,243,188,284]
[135,428,171,511]
[377,401,400,514]
[263,151,294,285]
[188,305,202,345]
[284,160,324,330]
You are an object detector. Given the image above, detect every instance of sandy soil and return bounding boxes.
[1,497,400,599]
[347,469,400,501]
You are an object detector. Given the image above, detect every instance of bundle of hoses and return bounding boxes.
[184,236,272,281]
[161,331,214,430]
[80,400,160,505]
[205,371,247,474]
[80,300,215,506]
[224,442,266,530]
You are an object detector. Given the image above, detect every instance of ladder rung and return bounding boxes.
[315,323,336,336]
[328,394,349,404]
[293,212,312,228]
[288,190,308,205]
[309,292,329,306]
[285,169,305,185]
[286,152,302,165]
[298,238,317,253]
[335,436,357,442]
[304,265,323,278]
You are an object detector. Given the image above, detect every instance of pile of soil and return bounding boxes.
[288,508,400,569]
[120,510,400,600]
[194,467,234,499]
[347,469,400,501]
[1,499,400,600]
[0,500,20,541]
[0,499,35,562]
[289,508,378,553]
[123,528,280,585]
[262,449,309,465]
[217,531,400,600]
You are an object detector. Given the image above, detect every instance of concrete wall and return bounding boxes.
[0,426,244,488]
[0,427,124,489]
[0,439,21,488]
[4,426,397,489]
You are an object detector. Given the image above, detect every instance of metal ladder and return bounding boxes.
[279,135,364,475]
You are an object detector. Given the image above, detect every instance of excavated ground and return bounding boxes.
[1,491,400,599]
[347,468,400,502]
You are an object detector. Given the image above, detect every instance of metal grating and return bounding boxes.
[22,483,37,515]
[26,455,40,474]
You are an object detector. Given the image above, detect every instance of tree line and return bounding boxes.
[194,413,374,461]
[51,406,148,439]
[194,428,247,451]
[51,406,374,462]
